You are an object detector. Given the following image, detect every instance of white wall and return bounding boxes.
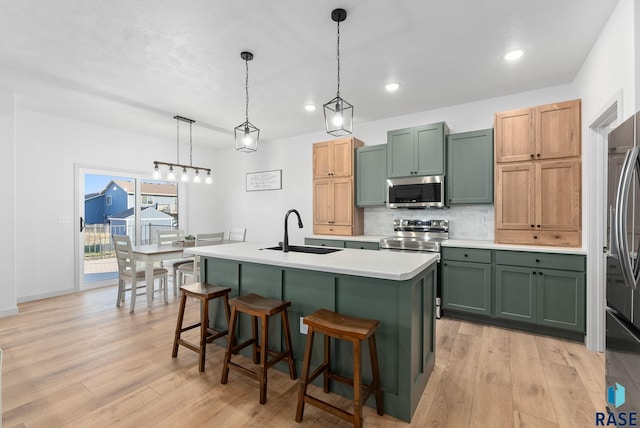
[0,89,17,316]
[14,108,219,302]
[213,83,576,244]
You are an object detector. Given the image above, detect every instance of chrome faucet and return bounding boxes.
[283,209,304,252]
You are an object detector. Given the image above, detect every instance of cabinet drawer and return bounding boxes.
[344,241,379,250]
[495,229,581,247]
[313,224,353,235]
[442,247,491,264]
[495,250,585,272]
[305,238,345,248]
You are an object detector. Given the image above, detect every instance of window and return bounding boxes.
[106,195,112,205]
[142,195,154,205]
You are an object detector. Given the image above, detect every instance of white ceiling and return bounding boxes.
[0,0,618,149]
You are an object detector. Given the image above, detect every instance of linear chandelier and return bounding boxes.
[153,115,212,184]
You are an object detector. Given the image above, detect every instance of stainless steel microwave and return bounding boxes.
[386,176,446,208]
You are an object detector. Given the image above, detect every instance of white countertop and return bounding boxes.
[185,242,438,281]
[443,239,587,255]
[307,234,386,243]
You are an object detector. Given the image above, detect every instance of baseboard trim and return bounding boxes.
[17,287,76,304]
[0,307,18,318]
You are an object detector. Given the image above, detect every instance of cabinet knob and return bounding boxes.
[533,235,538,239]
[530,225,534,228]
[539,272,543,275]
[329,228,333,231]
[555,234,561,239]
[532,271,537,275]
[537,225,541,228]
[530,154,534,158]
[537,154,541,157]
[535,259,540,263]
[464,254,468,257]
[444,263,448,266]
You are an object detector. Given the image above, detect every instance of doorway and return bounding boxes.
[75,165,181,290]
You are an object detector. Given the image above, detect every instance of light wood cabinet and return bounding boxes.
[494,99,581,247]
[495,100,580,163]
[313,138,355,178]
[312,138,364,236]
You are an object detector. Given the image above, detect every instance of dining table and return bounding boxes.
[131,243,194,308]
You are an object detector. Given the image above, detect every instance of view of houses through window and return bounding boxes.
[83,173,179,284]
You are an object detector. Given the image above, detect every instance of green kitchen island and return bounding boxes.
[184,242,438,422]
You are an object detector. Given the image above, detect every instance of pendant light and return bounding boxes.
[323,8,353,136]
[235,51,259,152]
[153,116,212,184]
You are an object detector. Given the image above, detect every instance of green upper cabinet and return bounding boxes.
[447,128,494,204]
[356,144,387,206]
[387,122,449,178]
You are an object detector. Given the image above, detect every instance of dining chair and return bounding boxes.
[112,234,168,312]
[177,232,225,286]
[156,229,194,295]
[228,227,247,242]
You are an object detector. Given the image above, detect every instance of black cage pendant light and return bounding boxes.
[235,51,259,152]
[323,8,353,137]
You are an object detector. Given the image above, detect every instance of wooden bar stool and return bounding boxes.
[221,293,296,404]
[295,309,384,428]
[172,282,231,372]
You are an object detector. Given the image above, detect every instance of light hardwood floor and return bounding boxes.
[0,286,605,427]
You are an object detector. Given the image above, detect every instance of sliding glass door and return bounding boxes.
[76,166,180,290]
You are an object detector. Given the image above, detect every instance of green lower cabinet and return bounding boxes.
[495,265,537,323]
[442,260,491,315]
[496,265,586,332]
[304,238,345,248]
[536,268,585,332]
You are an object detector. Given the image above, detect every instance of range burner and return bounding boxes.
[379,219,449,253]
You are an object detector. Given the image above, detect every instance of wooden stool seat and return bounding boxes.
[221,293,296,404]
[296,309,384,428]
[172,282,231,372]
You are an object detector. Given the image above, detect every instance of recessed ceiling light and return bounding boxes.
[504,49,524,61]
[385,82,400,92]
[304,104,317,112]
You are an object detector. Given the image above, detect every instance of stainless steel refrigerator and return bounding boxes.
[607,112,640,413]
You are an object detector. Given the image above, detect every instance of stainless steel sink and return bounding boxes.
[263,245,341,254]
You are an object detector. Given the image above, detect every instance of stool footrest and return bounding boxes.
[229,338,256,354]
[328,372,354,387]
[176,339,200,354]
[180,322,202,334]
[305,362,330,384]
[227,361,260,381]
[303,394,355,424]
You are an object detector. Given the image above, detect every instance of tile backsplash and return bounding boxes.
[365,205,495,241]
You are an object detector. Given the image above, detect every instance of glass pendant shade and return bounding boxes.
[166,166,176,182]
[180,167,189,182]
[234,121,259,152]
[323,96,353,136]
[205,170,213,184]
[152,163,161,180]
[193,169,201,183]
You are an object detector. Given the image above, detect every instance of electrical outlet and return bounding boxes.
[300,317,308,335]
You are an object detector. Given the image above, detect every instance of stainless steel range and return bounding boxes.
[380,219,448,318]
[379,219,448,253]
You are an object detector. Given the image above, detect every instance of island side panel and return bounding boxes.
[407,265,436,414]
[202,258,240,346]
[282,269,336,373]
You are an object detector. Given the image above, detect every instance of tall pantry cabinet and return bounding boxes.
[494,99,582,247]
[312,137,364,235]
